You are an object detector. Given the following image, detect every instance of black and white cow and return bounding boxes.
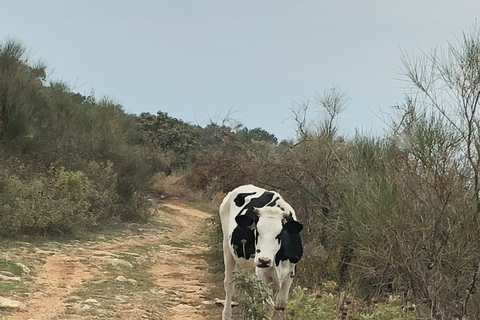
[219,184,303,320]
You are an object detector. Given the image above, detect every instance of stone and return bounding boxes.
[115,275,137,285]
[115,275,128,282]
[0,296,23,309]
[15,262,31,274]
[0,274,21,282]
[84,298,100,305]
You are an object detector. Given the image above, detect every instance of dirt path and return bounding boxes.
[0,199,222,320]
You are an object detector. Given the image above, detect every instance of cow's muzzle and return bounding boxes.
[256,257,272,268]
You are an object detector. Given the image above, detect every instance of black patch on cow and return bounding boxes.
[234,192,256,207]
[231,227,256,259]
[231,191,276,259]
[234,191,276,229]
[275,220,304,265]
[242,191,275,219]
[267,196,280,207]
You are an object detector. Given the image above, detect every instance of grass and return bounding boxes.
[0,258,30,294]
[0,281,29,294]
[164,239,190,247]
[0,259,23,276]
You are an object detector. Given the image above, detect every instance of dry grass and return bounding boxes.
[152,173,201,200]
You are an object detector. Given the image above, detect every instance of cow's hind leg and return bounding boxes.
[222,245,236,320]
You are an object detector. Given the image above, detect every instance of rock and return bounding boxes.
[89,256,133,268]
[0,296,23,309]
[0,274,21,282]
[91,279,108,284]
[115,275,138,285]
[15,262,31,275]
[121,252,141,257]
[109,258,133,268]
[84,298,100,305]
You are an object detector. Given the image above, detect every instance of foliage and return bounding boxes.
[0,161,120,236]
[204,199,225,275]
[197,25,480,318]
[0,38,155,236]
[360,296,416,320]
[236,127,278,144]
[286,286,338,320]
[232,269,273,320]
[9,24,480,319]
[136,111,199,171]
[186,123,278,192]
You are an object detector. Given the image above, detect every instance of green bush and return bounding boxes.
[286,286,338,320]
[0,165,93,235]
[205,201,224,276]
[361,296,415,320]
[82,160,119,222]
[0,160,139,236]
[232,270,273,320]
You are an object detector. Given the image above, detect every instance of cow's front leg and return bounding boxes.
[274,263,295,312]
[274,275,292,311]
[222,245,236,320]
[272,275,290,320]
[273,309,286,320]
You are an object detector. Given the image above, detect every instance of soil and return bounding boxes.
[0,199,223,320]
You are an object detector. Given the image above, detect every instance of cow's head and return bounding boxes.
[236,206,303,268]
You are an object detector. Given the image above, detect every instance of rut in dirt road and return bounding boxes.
[0,199,221,320]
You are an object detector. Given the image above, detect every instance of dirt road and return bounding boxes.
[0,199,222,320]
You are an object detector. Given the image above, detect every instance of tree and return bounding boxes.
[291,85,349,140]
[137,111,199,170]
[390,24,480,318]
[237,127,278,144]
[400,26,480,212]
[0,39,47,141]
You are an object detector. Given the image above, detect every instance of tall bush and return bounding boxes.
[0,38,154,234]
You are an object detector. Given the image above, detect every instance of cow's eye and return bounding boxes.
[256,249,261,253]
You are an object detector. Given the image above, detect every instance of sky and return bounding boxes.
[0,1,479,141]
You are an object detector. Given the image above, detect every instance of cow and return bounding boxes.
[219,184,303,320]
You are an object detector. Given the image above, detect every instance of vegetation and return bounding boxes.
[232,273,415,320]
[232,270,273,320]
[4,24,480,319]
[198,25,480,320]
[0,38,154,236]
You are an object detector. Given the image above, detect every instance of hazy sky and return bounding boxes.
[0,1,479,140]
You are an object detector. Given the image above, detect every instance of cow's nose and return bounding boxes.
[257,257,271,268]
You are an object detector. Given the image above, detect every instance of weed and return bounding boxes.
[286,286,338,320]
[232,269,273,320]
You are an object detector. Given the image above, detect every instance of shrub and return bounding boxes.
[286,286,337,320]
[0,160,144,236]
[0,165,95,235]
[361,296,415,320]
[232,270,273,320]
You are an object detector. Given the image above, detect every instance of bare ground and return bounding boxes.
[0,199,223,320]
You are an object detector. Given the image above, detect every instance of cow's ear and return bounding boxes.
[235,215,255,230]
[284,220,303,234]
